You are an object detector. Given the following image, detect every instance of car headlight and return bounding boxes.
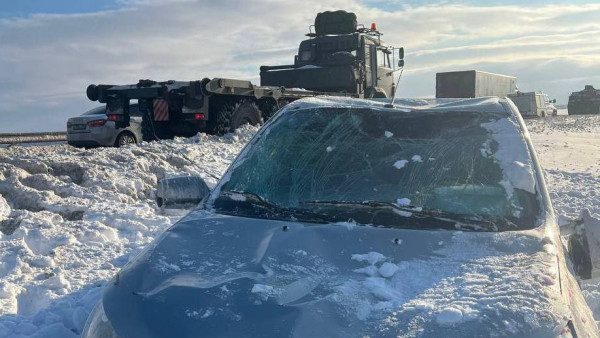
[81,301,119,338]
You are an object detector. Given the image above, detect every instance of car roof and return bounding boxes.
[82,103,140,116]
[287,96,512,115]
[82,106,107,115]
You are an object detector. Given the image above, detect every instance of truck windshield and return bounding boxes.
[213,106,540,231]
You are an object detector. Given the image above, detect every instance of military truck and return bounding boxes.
[85,11,403,140]
[568,85,600,115]
[507,91,557,118]
[436,70,517,98]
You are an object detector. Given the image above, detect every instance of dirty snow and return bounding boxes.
[0,126,257,337]
[3,113,600,336]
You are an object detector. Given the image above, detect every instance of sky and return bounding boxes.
[1,0,599,132]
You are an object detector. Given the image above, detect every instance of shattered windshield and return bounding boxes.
[213,106,540,231]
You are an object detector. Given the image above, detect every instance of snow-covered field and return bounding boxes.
[0,127,257,337]
[0,115,600,337]
[527,114,600,322]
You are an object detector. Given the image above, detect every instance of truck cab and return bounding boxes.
[260,11,396,98]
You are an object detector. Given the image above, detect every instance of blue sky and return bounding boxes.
[1,0,600,132]
[0,0,121,17]
[1,0,593,16]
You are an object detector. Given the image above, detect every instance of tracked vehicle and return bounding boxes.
[568,85,600,115]
[85,10,403,140]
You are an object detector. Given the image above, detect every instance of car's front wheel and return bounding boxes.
[115,132,136,147]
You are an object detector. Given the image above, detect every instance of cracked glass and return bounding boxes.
[218,107,540,229]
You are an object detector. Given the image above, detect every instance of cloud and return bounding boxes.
[0,0,599,132]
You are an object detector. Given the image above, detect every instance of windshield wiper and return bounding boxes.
[214,191,335,224]
[299,200,501,231]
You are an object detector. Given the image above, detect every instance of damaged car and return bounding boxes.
[83,96,599,337]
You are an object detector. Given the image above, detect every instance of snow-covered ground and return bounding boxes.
[0,127,257,337]
[1,115,600,336]
[527,114,600,322]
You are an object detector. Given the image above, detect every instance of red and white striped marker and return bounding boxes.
[153,99,169,121]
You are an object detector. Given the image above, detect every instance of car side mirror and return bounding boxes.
[156,176,210,209]
[562,209,600,280]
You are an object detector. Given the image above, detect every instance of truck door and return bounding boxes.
[376,49,393,97]
[369,44,378,90]
[362,41,378,97]
[535,94,544,116]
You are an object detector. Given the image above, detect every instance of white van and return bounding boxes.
[507,91,557,117]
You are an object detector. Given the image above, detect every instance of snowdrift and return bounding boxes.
[0,126,257,337]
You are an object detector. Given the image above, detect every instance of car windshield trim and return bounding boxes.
[212,191,336,224]
[298,200,518,231]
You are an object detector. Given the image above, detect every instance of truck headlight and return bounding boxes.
[81,301,119,338]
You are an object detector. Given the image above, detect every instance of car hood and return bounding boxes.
[103,210,568,338]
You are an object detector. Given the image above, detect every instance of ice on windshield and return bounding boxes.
[217,107,540,229]
[480,118,536,200]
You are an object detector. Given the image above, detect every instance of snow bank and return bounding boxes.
[526,114,600,327]
[0,195,9,222]
[0,126,256,337]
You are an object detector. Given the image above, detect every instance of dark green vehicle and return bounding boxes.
[568,85,600,115]
[85,11,404,141]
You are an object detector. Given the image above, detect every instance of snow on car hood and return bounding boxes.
[102,211,568,338]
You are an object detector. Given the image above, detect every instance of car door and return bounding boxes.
[128,104,144,142]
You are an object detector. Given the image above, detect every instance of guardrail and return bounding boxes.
[0,132,67,145]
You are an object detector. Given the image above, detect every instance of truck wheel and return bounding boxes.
[552,110,558,116]
[541,111,546,117]
[215,101,262,136]
[258,99,280,122]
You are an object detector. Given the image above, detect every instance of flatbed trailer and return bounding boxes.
[85,10,403,141]
[86,77,358,141]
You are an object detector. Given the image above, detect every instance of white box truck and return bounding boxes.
[436,70,517,98]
